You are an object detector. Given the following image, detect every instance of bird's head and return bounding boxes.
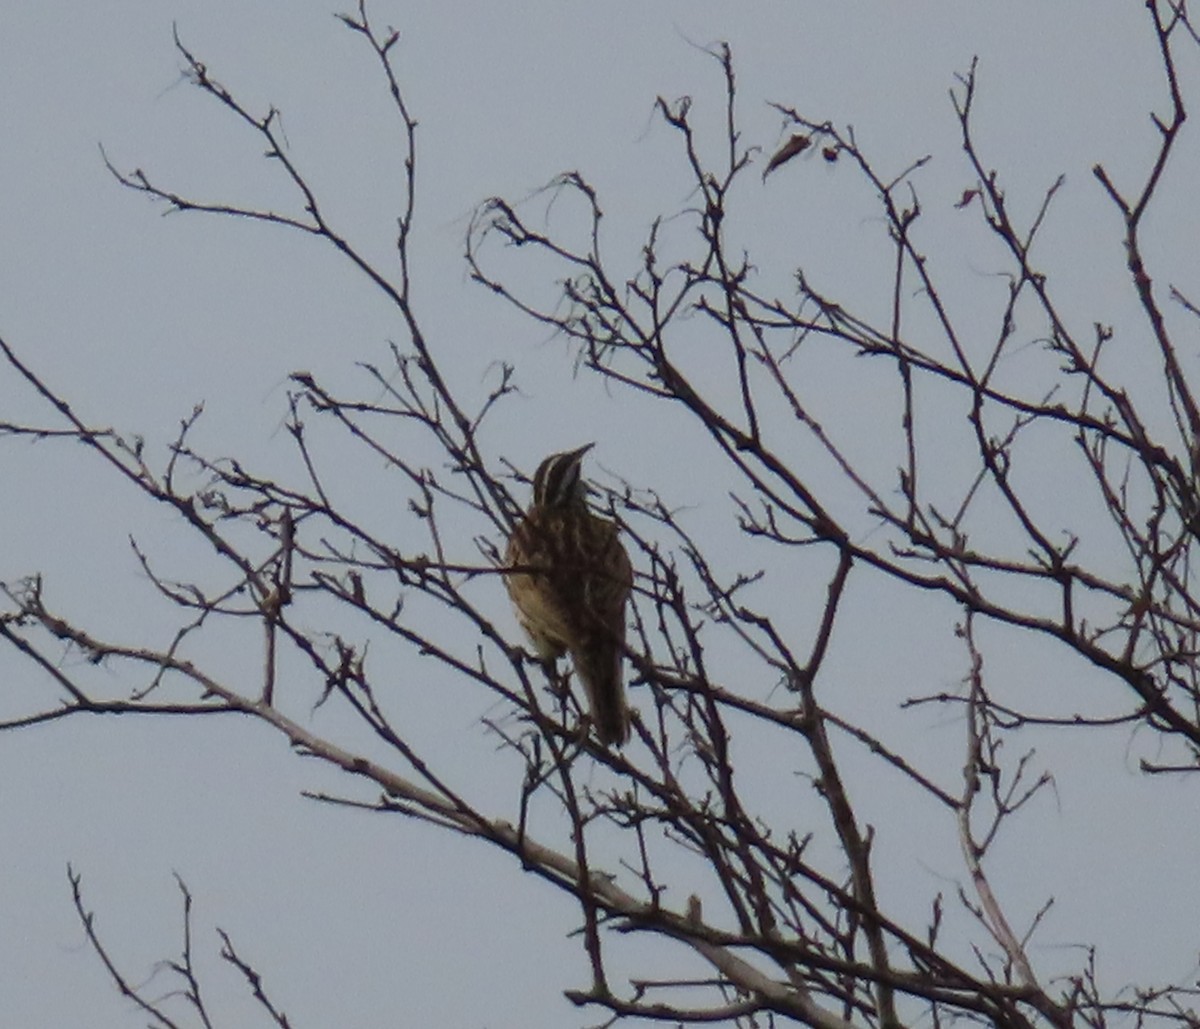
[532,443,594,508]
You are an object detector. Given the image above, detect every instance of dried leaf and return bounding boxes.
[763,133,811,180]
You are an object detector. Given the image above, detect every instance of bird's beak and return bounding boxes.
[570,443,597,496]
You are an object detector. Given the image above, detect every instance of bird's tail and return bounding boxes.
[574,642,629,747]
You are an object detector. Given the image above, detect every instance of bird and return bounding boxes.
[504,444,633,747]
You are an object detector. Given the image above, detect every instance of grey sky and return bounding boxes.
[2,2,1196,1026]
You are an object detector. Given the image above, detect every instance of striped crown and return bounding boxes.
[531,443,593,508]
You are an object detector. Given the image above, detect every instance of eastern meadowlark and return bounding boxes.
[504,444,632,747]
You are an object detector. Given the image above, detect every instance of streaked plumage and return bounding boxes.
[504,445,632,747]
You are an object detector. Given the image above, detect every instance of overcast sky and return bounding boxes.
[2,2,1197,1026]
